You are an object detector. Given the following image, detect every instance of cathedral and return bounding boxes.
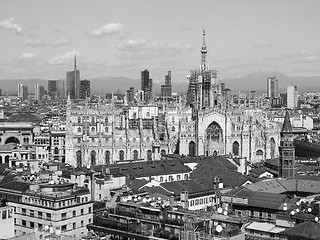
[65,29,282,167]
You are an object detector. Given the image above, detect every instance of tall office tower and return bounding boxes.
[48,80,65,99]
[35,84,45,101]
[126,87,135,104]
[287,85,298,109]
[80,79,91,99]
[66,55,80,99]
[141,69,153,104]
[165,70,172,85]
[267,76,278,99]
[18,84,28,100]
[279,111,296,178]
[161,71,172,99]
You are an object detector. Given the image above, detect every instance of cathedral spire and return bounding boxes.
[200,27,207,71]
[74,54,77,72]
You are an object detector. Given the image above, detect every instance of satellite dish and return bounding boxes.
[138,196,141,200]
[308,207,312,212]
[142,198,147,203]
[216,225,223,233]
[127,196,132,201]
[223,211,228,216]
[217,207,223,214]
[315,216,319,222]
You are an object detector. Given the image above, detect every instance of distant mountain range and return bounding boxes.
[1,71,319,95]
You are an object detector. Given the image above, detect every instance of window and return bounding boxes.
[73,222,76,229]
[88,207,91,213]
[81,220,84,227]
[22,220,26,226]
[160,176,163,182]
[61,225,67,232]
[2,210,7,219]
[22,208,26,215]
[105,127,108,132]
[77,127,81,133]
[91,127,95,132]
[73,210,76,217]
[177,175,181,181]
[30,222,34,228]
[105,117,108,123]
[78,117,81,123]
[81,209,84,215]
[46,213,51,220]
[61,212,67,220]
[91,117,95,123]
[184,174,188,180]
[38,223,43,230]
[172,126,175,132]
[29,210,34,217]
[89,218,92,224]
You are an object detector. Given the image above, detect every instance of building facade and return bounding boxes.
[80,79,90,99]
[0,181,93,238]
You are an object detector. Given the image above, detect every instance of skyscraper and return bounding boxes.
[287,85,298,109]
[66,56,80,99]
[80,79,90,99]
[126,87,135,104]
[35,84,45,101]
[48,79,65,99]
[161,71,172,99]
[141,69,153,104]
[267,76,278,99]
[18,84,28,100]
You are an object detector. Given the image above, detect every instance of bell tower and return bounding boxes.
[279,111,296,178]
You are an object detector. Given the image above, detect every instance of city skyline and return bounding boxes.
[0,0,320,84]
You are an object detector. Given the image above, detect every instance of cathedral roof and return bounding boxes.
[7,112,42,124]
[282,111,292,132]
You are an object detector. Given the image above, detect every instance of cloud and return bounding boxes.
[48,50,80,65]
[117,39,193,57]
[88,22,126,38]
[117,39,148,51]
[254,43,273,49]
[19,52,36,61]
[180,26,192,31]
[49,37,73,47]
[0,17,22,34]
[24,38,45,47]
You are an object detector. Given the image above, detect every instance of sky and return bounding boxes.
[0,0,320,83]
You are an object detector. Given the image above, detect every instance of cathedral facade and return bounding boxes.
[65,29,281,167]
